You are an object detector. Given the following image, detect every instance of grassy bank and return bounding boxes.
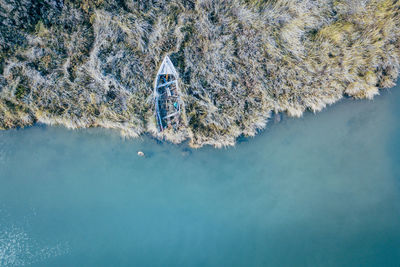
[1,0,399,147]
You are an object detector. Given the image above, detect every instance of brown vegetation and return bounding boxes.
[1,0,399,147]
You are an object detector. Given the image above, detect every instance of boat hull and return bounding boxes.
[154,56,182,131]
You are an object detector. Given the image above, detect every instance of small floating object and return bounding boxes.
[137,151,145,157]
[153,56,182,132]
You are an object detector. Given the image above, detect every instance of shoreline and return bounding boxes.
[1,0,399,148]
[2,84,398,148]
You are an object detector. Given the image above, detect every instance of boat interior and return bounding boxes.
[155,74,181,131]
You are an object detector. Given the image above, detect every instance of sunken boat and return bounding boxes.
[154,56,182,132]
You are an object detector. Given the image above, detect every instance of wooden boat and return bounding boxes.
[154,56,182,132]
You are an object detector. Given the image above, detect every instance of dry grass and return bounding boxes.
[1,0,399,147]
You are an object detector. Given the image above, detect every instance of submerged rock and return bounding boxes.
[181,147,192,157]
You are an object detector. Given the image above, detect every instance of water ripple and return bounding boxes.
[0,210,70,267]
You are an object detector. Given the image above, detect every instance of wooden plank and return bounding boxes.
[163,111,180,119]
[157,80,176,89]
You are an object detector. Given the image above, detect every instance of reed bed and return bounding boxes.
[1,0,399,147]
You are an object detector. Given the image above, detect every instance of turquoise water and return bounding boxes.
[1,85,400,267]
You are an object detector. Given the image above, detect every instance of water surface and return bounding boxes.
[1,85,400,266]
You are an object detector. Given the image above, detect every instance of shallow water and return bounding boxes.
[1,85,400,267]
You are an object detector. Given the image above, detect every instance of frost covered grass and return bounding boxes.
[0,0,399,147]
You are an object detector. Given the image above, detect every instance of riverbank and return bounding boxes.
[1,0,399,147]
